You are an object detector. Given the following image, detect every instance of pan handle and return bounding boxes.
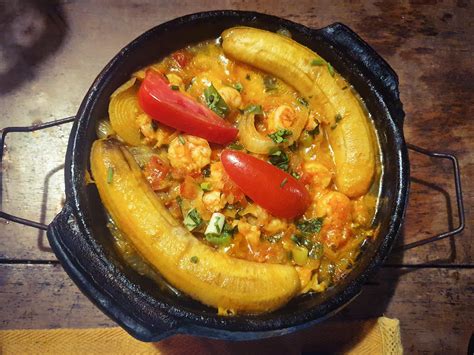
[395,144,465,251]
[0,116,76,230]
[317,23,405,126]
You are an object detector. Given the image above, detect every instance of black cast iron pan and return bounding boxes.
[0,10,465,342]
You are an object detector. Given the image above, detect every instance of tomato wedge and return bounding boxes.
[221,150,310,219]
[138,70,238,145]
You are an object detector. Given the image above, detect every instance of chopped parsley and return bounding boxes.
[291,171,300,179]
[106,167,114,184]
[228,142,244,150]
[327,62,335,77]
[263,75,278,92]
[205,223,237,246]
[297,97,308,107]
[232,82,243,92]
[178,135,185,144]
[291,235,324,260]
[280,178,288,188]
[311,58,325,66]
[243,104,263,115]
[204,83,229,117]
[296,218,324,235]
[268,149,289,172]
[268,129,293,144]
[183,208,202,231]
[200,182,212,191]
[170,85,180,91]
[190,256,199,263]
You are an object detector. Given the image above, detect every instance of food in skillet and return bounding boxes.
[91,27,379,314]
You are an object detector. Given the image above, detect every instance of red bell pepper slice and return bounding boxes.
[138,71,238,145]
[221,150,310,219]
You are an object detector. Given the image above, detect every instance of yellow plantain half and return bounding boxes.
[90,139,300,314]
[222,27,375,197]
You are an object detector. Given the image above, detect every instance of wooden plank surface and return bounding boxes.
[0,1,472,354]
[1,264,472,354]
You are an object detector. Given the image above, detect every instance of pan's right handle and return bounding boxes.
[0,116,75,230]
[316,23,405,126]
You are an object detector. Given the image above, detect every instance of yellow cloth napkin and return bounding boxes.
[0,317,402,354]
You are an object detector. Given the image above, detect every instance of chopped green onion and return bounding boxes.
[178,135,185,144]
[205,212,225,236]
[232,82,243,92]
[291,171,300,179]
[311,58,325,66]
[200,182,212,192]
[228,142,244,150]
[184,208,202,231]
[308,125,320,137]
[263,75,278,92]
[106,167,114,184]
[190,256,199,263]
[170,85,180,91]
[204,83,229,117]
[280,178,288,188]
[327,62,335,77]
[205,219,237,246]
[268,129,293,144]
[243,104,263,115]
[335,113,343,123]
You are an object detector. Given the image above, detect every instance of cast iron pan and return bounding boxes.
[44,11,409,341]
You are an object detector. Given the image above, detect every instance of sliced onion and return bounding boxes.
[238,114,276,154]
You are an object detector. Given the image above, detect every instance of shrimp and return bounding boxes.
[167,135,211,174]
[267,105,296,132]
[218,86,242,109]
[315,191,353,250]
[202,190,227,212]
[136,113,178,147]
[303,162,333,190]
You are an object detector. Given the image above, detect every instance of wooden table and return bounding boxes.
[0,1,472,353]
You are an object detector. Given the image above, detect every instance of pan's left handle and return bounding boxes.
[0,116,76,230]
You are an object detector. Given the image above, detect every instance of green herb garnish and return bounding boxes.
[268,129,293,144]
[178,135,185,144]
[184,208,202,231]
[296,218,324,235]
[245,74,251,80]
[280,178,288,188]
[204,83,229,117]
[263,75,278,92]
[327,62,335,77]
[232,82,243,92]
[243,104,263,115]
[106,167,114,184]
[268,149,289,172]
[335,113,343,123]
[170,85,180,91]
[311,58,325,66]
[200,182,212,191]
[205,223,237,246]
[190,256,199,263]
[291,171,300,179]
[297,97,308,107]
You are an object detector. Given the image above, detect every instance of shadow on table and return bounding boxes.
[0,0,68,95]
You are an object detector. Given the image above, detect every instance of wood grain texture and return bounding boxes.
[0,1,472,353]
[1,264,472,354]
